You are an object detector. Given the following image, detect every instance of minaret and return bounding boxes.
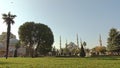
[76,33,79,47]
[60,36,62,50]
[99,34,102,46]
[65,40,68,49]
[65,40,68,46]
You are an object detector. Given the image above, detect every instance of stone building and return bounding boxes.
[0,32,26,57]
[0,38,26,57]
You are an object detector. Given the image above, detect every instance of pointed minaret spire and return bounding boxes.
[60,36,62,49]
[76,33,79,47]
[99,34,102,46]
[65,39,68,46]
[65,39,68,48]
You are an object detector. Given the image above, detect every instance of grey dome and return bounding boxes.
[9,38,18,45]
[67,42,78,51]
[0,43,4,48]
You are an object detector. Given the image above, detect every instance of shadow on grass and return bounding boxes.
[56,55,120,60]
[86,56,120,60]
[0,61,23,65]
[0,61,24,68]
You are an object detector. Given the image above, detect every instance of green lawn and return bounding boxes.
[0,56,120,68]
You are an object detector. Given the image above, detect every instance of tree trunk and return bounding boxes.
[6,23,11,59]
[28,43,34,57]
[31,48,34,58]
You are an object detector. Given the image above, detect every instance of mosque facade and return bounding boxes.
[0,32,26,57]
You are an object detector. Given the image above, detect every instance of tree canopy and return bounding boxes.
[92,46,106,54]
[107,28,120,52]
[18,22,54,56]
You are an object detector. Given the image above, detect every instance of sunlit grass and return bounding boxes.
[0,56,120,68]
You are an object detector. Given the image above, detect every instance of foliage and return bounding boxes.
[14,41,21,57]
[80,44,86,57]
[18,22,54,56]
[85,48,90,53]
[34,23,54,55]
[107,28,120,52]
[93,46,106,54]
[2,12,16,59]
[96,46,106,53]
[19,22,35,45]
[51,46,56,56]
[83,41,87,47]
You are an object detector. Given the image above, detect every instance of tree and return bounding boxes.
[62,46,70,56]
[18,22,35,57]
[18,22,54,57]
[107,28,120,54]
[34,23,54,56]
[52,46,56,56]
[14,41,20,57]
[2,12,16,59]
[92,46,106,55]
[80,43,86,57]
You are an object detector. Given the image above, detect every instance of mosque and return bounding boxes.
[58,34,80,56]
[58,34,105,57]
[0,32,26,57]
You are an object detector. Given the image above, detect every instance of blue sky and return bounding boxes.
[0,0,120,49]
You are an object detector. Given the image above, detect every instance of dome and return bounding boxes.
[0,43,4,48]
[9,38,19,45]
[67,42,78,51]
[67,42,75,48]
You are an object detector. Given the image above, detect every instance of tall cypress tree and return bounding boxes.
[80,43,86,57]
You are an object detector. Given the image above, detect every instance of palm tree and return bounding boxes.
[2,12,16,59]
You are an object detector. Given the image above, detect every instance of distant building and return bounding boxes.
[66,42,79,56]
[0,32,26,57]
[66,42,78,51]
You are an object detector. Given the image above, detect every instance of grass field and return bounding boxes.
[0,56,120,68]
